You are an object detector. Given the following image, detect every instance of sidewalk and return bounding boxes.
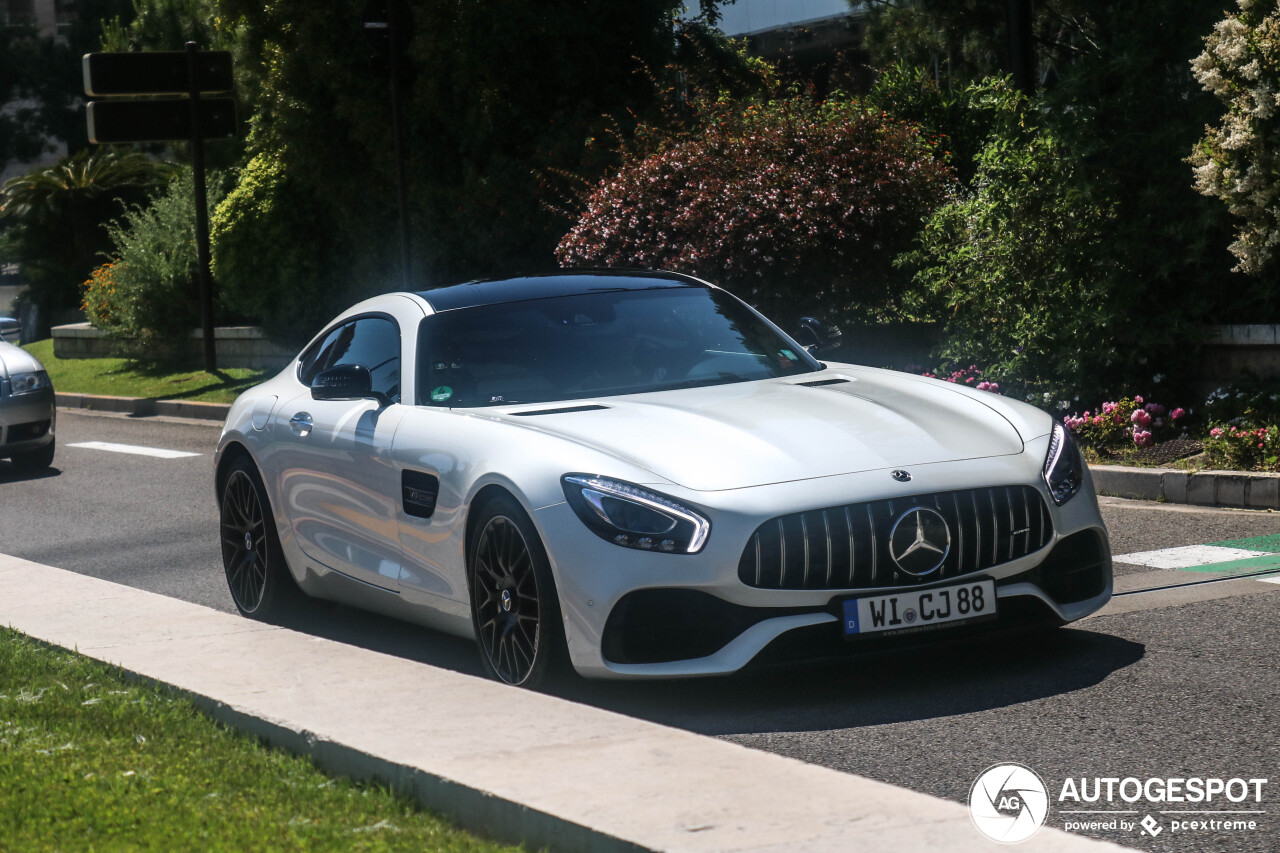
[0,553,1129,853]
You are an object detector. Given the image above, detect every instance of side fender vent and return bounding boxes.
[402,470,440,519]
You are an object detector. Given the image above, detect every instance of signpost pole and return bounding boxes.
[186,41,217,372]
[388,2,411,290]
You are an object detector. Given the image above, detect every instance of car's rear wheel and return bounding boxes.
[10,439,55,471]
[468,494,566,688]
[220,458,297,619]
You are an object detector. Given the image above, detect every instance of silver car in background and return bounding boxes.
[0,341,55,471]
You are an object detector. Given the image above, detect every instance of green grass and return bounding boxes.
[0,629,528,852]
[22,339,274,405]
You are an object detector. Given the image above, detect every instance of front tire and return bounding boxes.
[220,458,298,620]
[468,494,567,688]
[10,439,55,471]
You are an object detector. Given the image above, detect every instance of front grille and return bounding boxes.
[738,485,1053,590]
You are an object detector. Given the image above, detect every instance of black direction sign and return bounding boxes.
[86,98,237,144]
[82,50,233,97]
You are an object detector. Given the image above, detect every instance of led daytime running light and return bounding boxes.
[562,475,710,553]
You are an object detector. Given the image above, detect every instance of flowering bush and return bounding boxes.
[1203,423,1280,471]
[1202,377,1280,426]
[920,363,1000,393]
[1063,396,1187,450]
[556,94,955,325]
[1190,0,1280,275]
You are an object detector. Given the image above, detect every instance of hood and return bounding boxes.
[0,341,42,379]
[485,371,1025,491]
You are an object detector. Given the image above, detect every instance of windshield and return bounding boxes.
[416,286,821,407]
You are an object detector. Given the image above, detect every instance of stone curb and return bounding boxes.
[1090,464,1280,510]
[0,555,1131,853]
[55,392,231,422]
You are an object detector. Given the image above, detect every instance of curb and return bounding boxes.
[0,555,1130,853]
[55,392,230,422]
[1091,464,1280,510]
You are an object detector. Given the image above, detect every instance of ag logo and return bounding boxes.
[969,763,1049,844]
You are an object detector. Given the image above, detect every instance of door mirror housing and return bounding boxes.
[795,316,843,355]
[310,364,391,406]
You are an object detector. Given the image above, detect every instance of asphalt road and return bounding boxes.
[3,409,1278,852]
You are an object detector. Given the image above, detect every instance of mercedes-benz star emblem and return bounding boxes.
[888,506,951,576]
[891,469,912,482]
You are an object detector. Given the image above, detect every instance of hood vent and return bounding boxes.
[796,378,849,388]
[513,404,609,417]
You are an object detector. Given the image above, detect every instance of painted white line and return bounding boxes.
[1113,544,1271,569]
[1258,576,1280,585]
[66,441,200,459]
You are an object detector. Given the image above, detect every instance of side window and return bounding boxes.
[298,324,346,385]
[327,316,401,403]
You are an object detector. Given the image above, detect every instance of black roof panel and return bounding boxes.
[414,270,702,313]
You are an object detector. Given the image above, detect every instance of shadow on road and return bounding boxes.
[549,627,1143,736]
[0,462,62,483]
[266,595,1143,738]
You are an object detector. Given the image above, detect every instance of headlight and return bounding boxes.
[8,370,51,396]
[561,474,710,554]
[1043,421,1083,505]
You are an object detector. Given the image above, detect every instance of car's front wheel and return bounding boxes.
[468,494,567,688]
[220,457,298,620]
[10,439,55,471]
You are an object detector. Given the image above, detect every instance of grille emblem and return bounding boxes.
[888,507,951,577]
[891,469,912,483]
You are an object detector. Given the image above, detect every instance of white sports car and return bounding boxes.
[215,271,1112,685]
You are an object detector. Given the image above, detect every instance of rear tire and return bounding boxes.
[10,439,55,471]
[219,457,299,620]
[467,493,568,688]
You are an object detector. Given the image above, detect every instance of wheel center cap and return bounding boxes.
[500,589,513,613]
[244,532,253,551]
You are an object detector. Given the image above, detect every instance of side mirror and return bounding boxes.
[311,364,391,406]
[796,317,843,355]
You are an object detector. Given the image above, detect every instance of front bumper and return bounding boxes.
[533,439,1112,679]
[0,385,55,459]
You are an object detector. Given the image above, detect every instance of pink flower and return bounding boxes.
[1133,429,1154,447]
[1130,409,1152,427]
[1134,395,1144,404]
[1145,403,1165,416]
[1170,408,1185,421]
[1102,402,1117,414]
[1210,427,1224,438]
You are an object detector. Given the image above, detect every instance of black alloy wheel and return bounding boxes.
[469,495,565,687]
[220,459,296,619]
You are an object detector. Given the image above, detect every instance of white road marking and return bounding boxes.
[1113,544,1271,569]
[66,441,200,459]
[1258,576,1280,585]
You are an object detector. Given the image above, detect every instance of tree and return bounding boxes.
[557,93,954,326]
[209,0,732,344]
[0,150,176,327]
[1190,0,1280,278]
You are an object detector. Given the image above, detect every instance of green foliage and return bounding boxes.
[0,628,524,851]
[1204,423,1280,471]
[0,150,176,316]
[210,149,374,345]
[557,93,955,325]
[82,168,229,348]
[209,0,723,343]
[1190,0,1280,276]
[900,99,1121,401]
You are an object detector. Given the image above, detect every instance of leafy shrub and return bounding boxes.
[1190,0,1280,276]
[919,363,1001,393]
[556,94,955,326]
[1204,423,1280,471]
[1063,396,1188,451]
[899,101,1123,403]
[1202,376,1280,426]
[82,169,228,351]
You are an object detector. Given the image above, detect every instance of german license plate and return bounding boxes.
[842,579,997,636]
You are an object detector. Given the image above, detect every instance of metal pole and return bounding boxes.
[389,3,411,289]
[1007,0,1035,96]
[187,41,217,372]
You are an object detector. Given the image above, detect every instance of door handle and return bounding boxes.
[289,412,313,436]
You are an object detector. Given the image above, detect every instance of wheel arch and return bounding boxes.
[215,440,256,508]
